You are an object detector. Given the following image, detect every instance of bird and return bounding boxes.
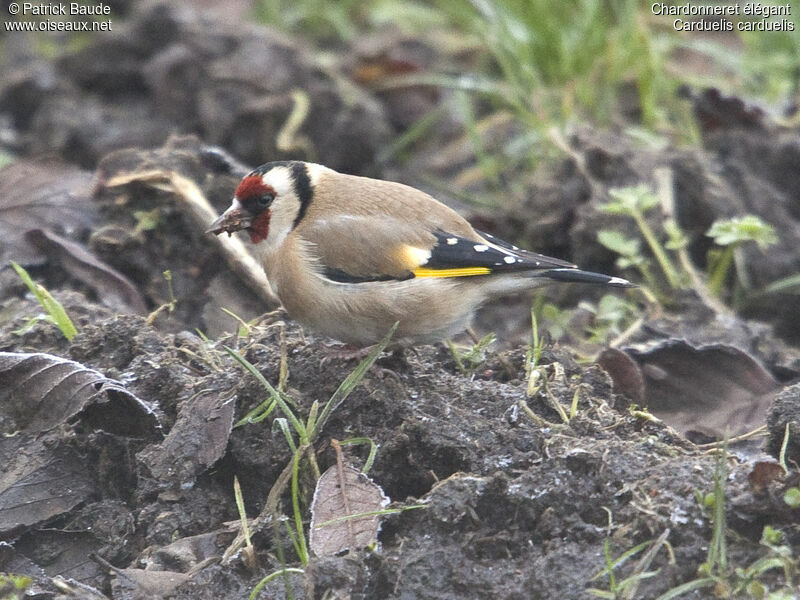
[208,161,633,347]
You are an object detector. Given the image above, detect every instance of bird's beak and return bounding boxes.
[207,204,253,236]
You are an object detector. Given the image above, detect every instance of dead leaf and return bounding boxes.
[0,352,159,436]
[0,353,160,535]
[748,461,785,492]
[136,391,234,490]
[0,160,96,265]
[0,437,94,534]
[596,347,644,405]
[110,568,189,599]
[623,341,779,441]
[310,465,389,557]
[25,228,147,315]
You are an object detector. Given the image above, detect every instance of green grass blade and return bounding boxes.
[654,577,716,600]
[311,322,397,440]
[11,261,77,341]
[249,568,304,600]
[338,436,379,474]
[274,418,298,454]
[225,346,307,440]
[291,449,309,565]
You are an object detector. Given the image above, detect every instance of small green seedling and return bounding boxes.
[233,475,257,571]
[337,437,379,474]
[706,216,778,299]
[133,208,164,233]
[447,332,496,374]
[587,537,662,599]
[0,574,32,595]
[220,307,256,338]
[11,261,77,341]
[249,568,304,600]
[663,449,800,598]
[538,302,571,342]
[597,229,656,289]
[600,185,684,290]
[145,270,177,325]
[784,487,800,509]
[579,294,638,345]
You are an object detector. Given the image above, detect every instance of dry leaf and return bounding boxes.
[0,160,96,265]
[748,461,785,492]
[0,352,159,436]
[596,347,644,405]
[310,465,389,557]
[0,439,94,534]
[25,228,147,315]
[623,341,779,441]
[136,391,235,489]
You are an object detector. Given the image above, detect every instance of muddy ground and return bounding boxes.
[1,3,800,599]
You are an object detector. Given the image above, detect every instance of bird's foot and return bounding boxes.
[319,342,376,366]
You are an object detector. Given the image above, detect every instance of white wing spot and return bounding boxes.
[474,244,489,252]
[447,237,458,245]
[607,276,631,286]
[535,261,541,266]
[504,256,517,264]
[402,246,432,266]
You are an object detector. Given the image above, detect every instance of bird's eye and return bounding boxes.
[258,193,275,208]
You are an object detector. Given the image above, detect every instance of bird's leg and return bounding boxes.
[319,342,377,366]
[318,343,408,381]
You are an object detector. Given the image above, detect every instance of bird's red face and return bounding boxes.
[207,175,276,244]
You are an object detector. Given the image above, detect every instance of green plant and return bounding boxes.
[145,270,177,325]
[226,322,396,586]
[784,488,800,509]
[220,307,257,338]
[133,207,163,232]
[0,573,32,599]
[337,437,379,474]
[234,475,257,571]
[437,0,668,128]
[11,261,78,341]
[706,216,778,299]
[249,568,304,600]
[579,294,639,345]
[597,230,655,288]
[659,448,799,599]
[537,301,572,342]
[587,535,667,599]
[599,185,683,291]
[526,304,545,370]
[597,185,786,315]
[253,0,445,43]
[447,332,496,374]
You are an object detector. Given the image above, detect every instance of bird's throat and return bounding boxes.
[249,210,271,244]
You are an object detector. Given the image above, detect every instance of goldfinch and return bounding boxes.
[208,161,633,346]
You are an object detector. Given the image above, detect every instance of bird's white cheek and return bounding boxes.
[263,217,292,250]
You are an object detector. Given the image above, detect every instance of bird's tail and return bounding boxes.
[538,268,635,288]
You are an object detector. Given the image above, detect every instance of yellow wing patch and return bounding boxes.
[395,245,433,270]
[413,267,492,278]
